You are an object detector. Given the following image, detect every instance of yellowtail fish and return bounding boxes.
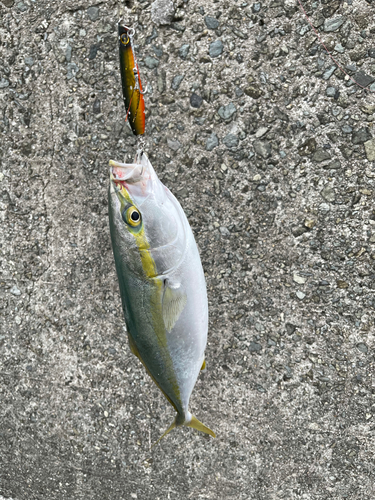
[108,151,215,443]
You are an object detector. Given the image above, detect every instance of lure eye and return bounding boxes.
[120,33,130,45]
[123,206,141,227]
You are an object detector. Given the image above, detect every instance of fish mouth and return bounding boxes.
[109,159,144,186]
[109,151,161,207]
[109,152,153,207]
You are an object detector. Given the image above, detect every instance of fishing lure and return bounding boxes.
[118,23,146,135]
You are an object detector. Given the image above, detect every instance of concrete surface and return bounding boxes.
[1,0,375,498]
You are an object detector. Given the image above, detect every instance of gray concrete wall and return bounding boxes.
[1,0,375,498]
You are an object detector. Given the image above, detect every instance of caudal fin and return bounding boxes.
[152,414,216,447]
[151,420,177,448]
[186,415,216,438]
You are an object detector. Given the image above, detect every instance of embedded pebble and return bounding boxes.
[326,87,338,97]
[0,78,10,88]
[65,45,72,63]
[342,125,353,134]
[16,1,27,11]
[321,186,335,203]
[249,341,262,352]
[190,93,203,108]
[178,44,190,59]
[151,0,175,26]
[167,139,181,151]
[323,17,345,32]
[334,43,345,53]
[356,343,368,354]
[89,44,100,60]
[352,128,372,145]
[219,226,231,236]
[304,219,315,229]
[244,85,263,99]
[319,203,330,213]
[93,99,101,114]
[293,274,307,284]
[24,56,34,67]
[144,56,159,69]
[299,25,310,36]
[313,149,331,162]
[298,138,316,156]
[323,66,337,80]
[253,140,271,158]
[218,103,236,121]
[353,71,375,88]
[255,127,269,139]
[337,280,349,289]
[66,63,78,80]
[223,134,239,148]
[204,16,219,30]
[364,139,375,161]
[10,285,21,296]
[209,40,224,58]
[171,74,184,90]
[206,133,219,151]
[87,6,99,21]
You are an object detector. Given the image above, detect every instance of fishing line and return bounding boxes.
[296,0,375,93]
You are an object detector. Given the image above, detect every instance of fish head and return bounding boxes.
[108,152,187,278]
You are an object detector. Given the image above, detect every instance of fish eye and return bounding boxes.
[130,211,140,222]
[120,33,130,45]
[123,206,141,227]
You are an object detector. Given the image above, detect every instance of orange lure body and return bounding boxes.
[118,24,145,136]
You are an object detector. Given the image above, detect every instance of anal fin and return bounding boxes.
[127,331,179,413]
[127,332,141,360]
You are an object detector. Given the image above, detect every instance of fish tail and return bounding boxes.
[152,413,215,447]
[185,415,216,438]
[151,419,177,448]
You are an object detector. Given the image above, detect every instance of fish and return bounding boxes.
[108,151,216,443]
[118,24,145,136]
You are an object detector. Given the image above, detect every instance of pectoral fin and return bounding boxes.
[162,280,187,332]
[201,359,206,371]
